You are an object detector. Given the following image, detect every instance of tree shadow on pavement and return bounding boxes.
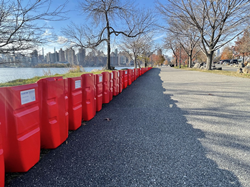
[7,68,241,186]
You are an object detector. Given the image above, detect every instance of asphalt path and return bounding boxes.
[7,67,250,186]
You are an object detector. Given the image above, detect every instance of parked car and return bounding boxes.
[222,59,230,65]
[230,59,238,64]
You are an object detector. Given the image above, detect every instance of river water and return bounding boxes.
[0,67,132,83]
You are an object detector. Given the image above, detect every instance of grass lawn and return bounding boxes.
[173,66,250,79]
[0,69,112,87]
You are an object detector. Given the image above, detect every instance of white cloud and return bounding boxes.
[42,29,52,36]
[153,34,165,41]
[57,36,68,44]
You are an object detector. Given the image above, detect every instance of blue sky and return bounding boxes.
[41,0,167,55]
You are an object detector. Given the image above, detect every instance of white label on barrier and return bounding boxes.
[75,80,81,89]
[118,72,119,77]
[125,71,127,74]
[112,73,113,79]
[20,89,36,105]
[99,75,103,82]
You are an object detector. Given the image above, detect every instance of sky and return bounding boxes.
[37,0,168,56]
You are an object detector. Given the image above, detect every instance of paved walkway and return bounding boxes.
[8,67,250,186]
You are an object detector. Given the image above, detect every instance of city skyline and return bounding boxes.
[0,46,138,67]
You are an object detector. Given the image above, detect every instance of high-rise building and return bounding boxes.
[38,55,44,63]
[65,48,76,65]
[77,47,85,66]
[42,48,44,57]
[115,48,118,57]
[118,51,130,66]
[46,52,53,63]
[54,51,59,62]
[31,49,38,65]
[110,56,118,66]
[59,48,65,62]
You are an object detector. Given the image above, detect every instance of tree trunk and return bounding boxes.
[134,57,137,69]
[179,46,181,68]
[243,53,245,64]
[105,30,111,70]
[206,51,214,70]
[188,54,192,68]
[138,60,141,68]
[175,58,178,67]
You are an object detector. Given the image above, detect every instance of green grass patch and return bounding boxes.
[173,66,250,79]
[0,68,115,87]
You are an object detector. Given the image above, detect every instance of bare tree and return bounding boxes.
[168,19,200,68]
[120,34,155,68]
[157,0,250,70]
[164,33,179,67]
[139,46,158,68]
[61,0,154,70]
[0,0,67,59]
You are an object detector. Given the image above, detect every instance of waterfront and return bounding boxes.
[0,67,132,83]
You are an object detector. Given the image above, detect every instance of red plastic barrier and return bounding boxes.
[135,69,138,80]
[64,79,69,131]
[113,71,119,96]
[68,77,82,130]
[123,70,128,89]
[133,69,135,82]
[102,72,110,104]
[0,84,40,172]
[38,77,68,149]
[94,75,97,113]
[0,88,5,187]
[0,136,3,187]
[131,69,134,82]
[95,74,103,111]
[109,72,113,101]
[139,68,142,76]
[128,69,132,85]
[81,73,96,121]
[118,70,123,93]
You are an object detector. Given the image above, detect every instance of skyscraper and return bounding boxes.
[31,49,38,65]
[59,48,65,62]
[115,48,118,57]
[77,47,85,66]
[65,48,76,65]
[42,48,44,57]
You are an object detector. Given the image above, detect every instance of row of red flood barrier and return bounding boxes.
[0,67,152,186]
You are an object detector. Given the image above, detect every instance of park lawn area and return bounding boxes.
[0,70,112,87]
[174,66,250,79]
